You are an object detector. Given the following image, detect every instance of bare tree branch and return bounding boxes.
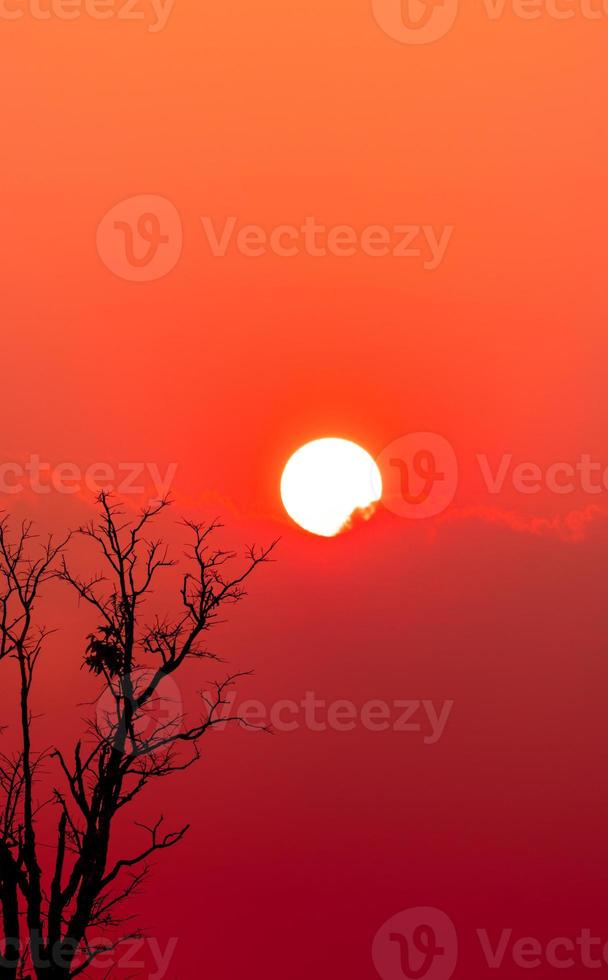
[0,494,275,978]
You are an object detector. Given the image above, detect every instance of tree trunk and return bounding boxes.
[0,845,20,980]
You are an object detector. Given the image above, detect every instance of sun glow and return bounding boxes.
[280,438,382,537]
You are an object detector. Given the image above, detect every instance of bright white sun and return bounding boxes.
[280,438,382,537]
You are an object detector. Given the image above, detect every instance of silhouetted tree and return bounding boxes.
[0,495,275,979]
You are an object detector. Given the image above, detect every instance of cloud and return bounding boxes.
[436,503,605,542]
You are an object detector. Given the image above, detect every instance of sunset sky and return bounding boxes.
[2,1,608,977]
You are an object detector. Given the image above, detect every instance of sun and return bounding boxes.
[280,438,382,537]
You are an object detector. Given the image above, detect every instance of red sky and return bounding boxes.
[2,1,608,977]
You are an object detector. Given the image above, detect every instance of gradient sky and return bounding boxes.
[2,1,608,977]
